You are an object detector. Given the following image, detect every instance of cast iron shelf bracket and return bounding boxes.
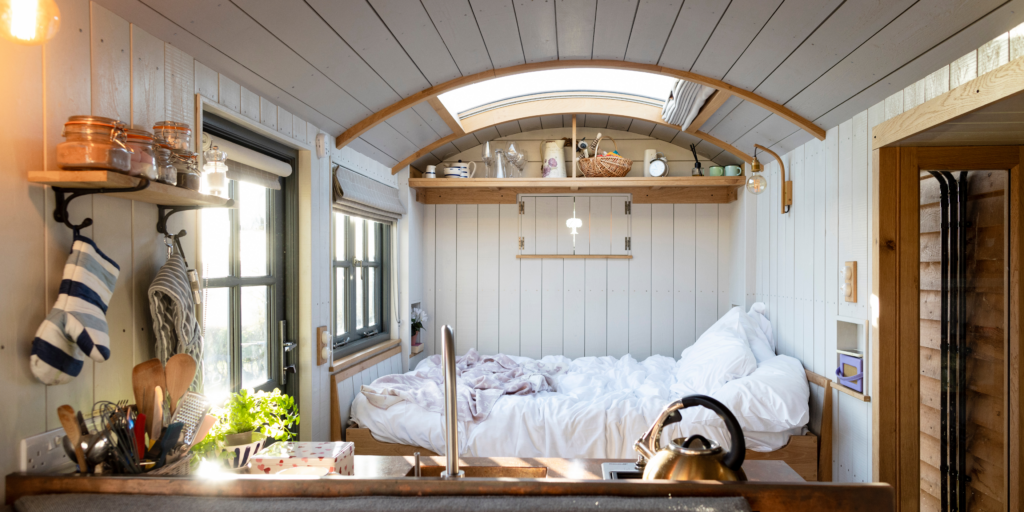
[52,178,151,231]
[156,205,205,238]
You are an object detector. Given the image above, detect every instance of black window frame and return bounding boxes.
[332,210,391,359]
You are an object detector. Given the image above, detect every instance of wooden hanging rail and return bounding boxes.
[409,177,744,205]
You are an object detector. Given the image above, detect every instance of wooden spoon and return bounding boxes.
[189,414,217,448]
[57,405,88,473]
[164,354,197,414]
[132,359,166,425]
[149,385,164,443]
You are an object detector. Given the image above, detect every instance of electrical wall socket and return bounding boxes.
[21,427,75,474]
[316,326,331,366]
[843,261,858,303]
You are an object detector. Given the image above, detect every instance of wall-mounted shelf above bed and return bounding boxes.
[29,171,235,208]
[408,177,744,204]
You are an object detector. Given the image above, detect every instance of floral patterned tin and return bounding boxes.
[249,441,354,475]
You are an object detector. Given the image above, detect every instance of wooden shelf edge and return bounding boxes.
[833,382,871,402]
[330,338,401,375]
[516,254,633,259]
[29,171,235,208]
[409,176,745,190]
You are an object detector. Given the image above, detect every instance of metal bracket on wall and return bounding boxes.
[51,178,151,231]
[156,205,204,238]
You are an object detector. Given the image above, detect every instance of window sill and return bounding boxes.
[330,338,400,375]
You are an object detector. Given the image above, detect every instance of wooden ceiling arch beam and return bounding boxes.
[389,96,750,174]
[337,60,826,153]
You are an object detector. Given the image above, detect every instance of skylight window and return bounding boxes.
[438,68,677,118]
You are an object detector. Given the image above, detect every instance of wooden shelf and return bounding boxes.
[516,255,632,259]
[409,176,744,204]
[29,171,235,208]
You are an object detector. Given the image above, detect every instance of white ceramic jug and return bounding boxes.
[540,140,566,178]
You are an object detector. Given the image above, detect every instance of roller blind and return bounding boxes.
[333,165,406,222]
[225,160,281,190]
[209,134,292,177]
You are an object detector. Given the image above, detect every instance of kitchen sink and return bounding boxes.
[406,465,548,478]
[600,462,644,480]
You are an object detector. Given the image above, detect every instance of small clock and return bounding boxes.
[648,153,668,177]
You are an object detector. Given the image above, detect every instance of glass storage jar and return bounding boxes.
[153,121,192,151]
[125,128,158,179]
[172,150,201,191]
[56,116,132,172]
[155,145,177,185]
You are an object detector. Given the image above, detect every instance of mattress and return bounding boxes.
[350,305,811,459]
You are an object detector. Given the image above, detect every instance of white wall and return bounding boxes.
[0,1,338,492]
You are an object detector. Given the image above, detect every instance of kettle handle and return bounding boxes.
[678,395,746,471]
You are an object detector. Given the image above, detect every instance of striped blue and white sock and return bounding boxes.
[30,232,119,385]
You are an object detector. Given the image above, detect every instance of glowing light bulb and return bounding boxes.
[566,216,582,235]
[746,173,768,195]
[1,0,60,45]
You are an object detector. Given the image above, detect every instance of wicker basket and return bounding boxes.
[577,136,632,178]
[146,453,193,476]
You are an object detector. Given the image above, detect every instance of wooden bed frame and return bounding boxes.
[338,369,836,482]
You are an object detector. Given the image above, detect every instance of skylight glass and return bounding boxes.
[438,68,677,117]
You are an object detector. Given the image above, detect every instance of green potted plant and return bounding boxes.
[192,388,299,468]
[411,306,428,353]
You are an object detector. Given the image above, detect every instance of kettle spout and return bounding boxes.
[633,439,655,460]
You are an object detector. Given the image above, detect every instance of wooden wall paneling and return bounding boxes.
[802,141,820,368]
[884,91,904,123]
[717,201,732,317]
[690,0,784,81]
[755,172,766,305]
[421,0,492,76]
[591,0,638,60]
[434,205,457,355]
[164,43,194,133]
[769,162,779,346]
[897,148,920,512]
[694,204,718,336]
[628,203,652,360]
[651,204,674,358]
[555,0,597,60]
[836,119,854,320]
[607,196,629,358]
[586,197,610,357]
[371,0,462,86]
[922,66,949,103]
[217,73,241,113]
[130,25,164,130]
[498,203,520,355]
[334,374,354,440]
[537,197,562,356]
[561,197,587,359]
[836,394,871,482]
[44,0,93,431]
[477,204,500,355]
[422,205,436,357]
[456,205,478,354]
[655,0,718,71]
[783,151,796,359]
[240,86,260,122]
[277,107,293,138]
[0,35,47,489]
[292,115,307,146]
[721,0,842,91]
[978,32,1010,76]
[850,111,869,320]
[194,60,218,102]
[791,146,807,365]
[468,0,526,68]
[622,0,682,65]
[90,3,134,404]
[946,52,977,96]
[672,204,697,356]
[259,97,277,132]
[1010,154,1022,512]
[520,197,542,358]
[824,126,840,378]
[902,78,925,112]
[512,0,557,63]
[809,137,827,375]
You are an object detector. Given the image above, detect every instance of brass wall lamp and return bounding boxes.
[747,144,792,214]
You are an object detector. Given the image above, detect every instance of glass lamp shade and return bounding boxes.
[203,145,229,198]
[0,0,60,45]
[746,173,768,195]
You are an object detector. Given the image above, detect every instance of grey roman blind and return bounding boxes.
[226,160,282,190]
[662,80,715,128]
[333,165,406,222]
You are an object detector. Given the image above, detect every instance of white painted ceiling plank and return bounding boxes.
[362,122,420,160]
[669,131,714,159]
[412,153,443,170]
[348,137,400,167]
[412,103,454,137]
[556,0,598,60]
[592,0,638,60]
[721,0,842,91]
[753,0,915,105]
[470,0,527,68]
[306,0,432,97]
[518,117,543,132]
[387,109,442,148]
[650,124,679,142]
[770,130,814,160]
[140,0,369,128]
[370,0,463,85]
[707,101,771,144]
[452,133,483,152]
[431,142,463,161]
[814,0,1024,129]
[494,120,523,136]
[623,0,683,65]
[657,0,726,72]
[474,125,501,142]
[584,114,608,128]
[514,0,558,63]
[787,0,1010,122]
[234,0,403,111]
[690,0,783,81]
[627,119,657,137]
[729,114,799,157]
[540,115,563,129]
[422,0,495,75]
[606,116,632,131]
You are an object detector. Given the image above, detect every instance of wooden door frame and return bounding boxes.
[873,146,1023,511]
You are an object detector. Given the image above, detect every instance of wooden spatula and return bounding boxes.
[165,354,197,414]
[149,385,164,443]
[132,359,166,425]
[189,414,217,448]
[57,405,88,472]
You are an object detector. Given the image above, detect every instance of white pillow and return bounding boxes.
[743,303,776,363]
[673,307,757,395]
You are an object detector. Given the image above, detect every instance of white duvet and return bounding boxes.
[350,304,810,459]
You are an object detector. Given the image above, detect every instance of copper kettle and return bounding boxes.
[633,395,747,481]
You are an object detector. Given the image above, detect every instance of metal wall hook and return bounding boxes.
[156,205,202,237]
[52,178,151,231]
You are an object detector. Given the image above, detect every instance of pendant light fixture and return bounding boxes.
[0,0,60,45]
[748,144,792,214]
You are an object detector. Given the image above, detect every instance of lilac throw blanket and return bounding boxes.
[360,349,567,421]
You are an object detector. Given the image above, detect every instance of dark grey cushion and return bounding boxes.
[16,494,750,512]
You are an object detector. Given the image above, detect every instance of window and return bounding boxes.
[332,211,390,356]
[201,180,284,402]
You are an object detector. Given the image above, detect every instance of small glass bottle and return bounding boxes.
[125,128,157,178]
[155,145,176,185]
[202,145,229,197]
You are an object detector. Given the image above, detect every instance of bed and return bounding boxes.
[341,304,831,481]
